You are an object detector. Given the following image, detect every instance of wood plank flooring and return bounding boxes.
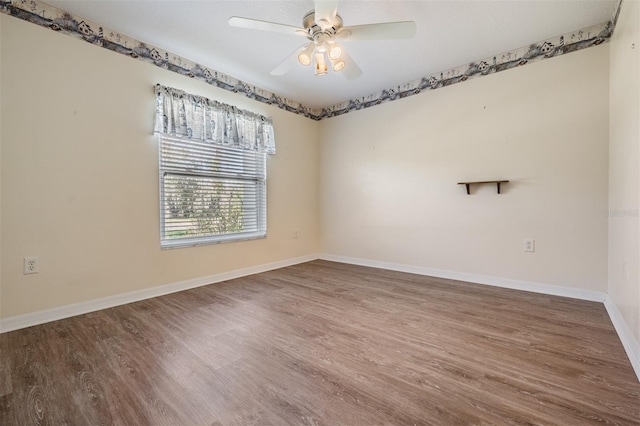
[0,260,638,425]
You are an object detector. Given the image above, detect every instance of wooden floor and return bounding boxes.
[0,260,638,425]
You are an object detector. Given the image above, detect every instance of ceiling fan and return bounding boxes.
[228,1,417,79]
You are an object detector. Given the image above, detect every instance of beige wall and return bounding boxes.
[0,15,320,318]
[609,0,640,349]
[319,45,610,291]
[0,9,621,322]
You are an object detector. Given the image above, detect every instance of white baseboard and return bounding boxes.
[319,254,640,383]
[319,254,607,302]
[5,253,635,384]
[604,296,640,382]
[0,254,318,333]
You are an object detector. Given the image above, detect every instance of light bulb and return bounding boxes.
[332,60,345,71]
[315,52,328,76]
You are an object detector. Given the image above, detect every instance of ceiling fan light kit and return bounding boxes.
[229,0,416,79]
[299,12,341,77]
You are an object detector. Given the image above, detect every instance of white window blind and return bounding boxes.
[159,135,266,248]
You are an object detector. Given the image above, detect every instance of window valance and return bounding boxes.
[154,84,276,154]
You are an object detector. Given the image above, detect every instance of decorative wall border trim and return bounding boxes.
[0,254,318,333]
[0,0,322,119]
[319,21,612,119]
[610,0,624,35]
[0,0,621,121]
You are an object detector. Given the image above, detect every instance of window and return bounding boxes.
[159,135,266,248]
[153,84,275,249]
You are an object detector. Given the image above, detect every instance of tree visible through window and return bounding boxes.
[164,175,244,238]
[159,135,266,248]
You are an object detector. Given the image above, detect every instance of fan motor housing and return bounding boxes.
[302,11,343,39]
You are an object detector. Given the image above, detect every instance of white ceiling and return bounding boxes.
[45,0,617,109]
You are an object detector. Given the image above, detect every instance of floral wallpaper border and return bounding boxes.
[1,0,622,121]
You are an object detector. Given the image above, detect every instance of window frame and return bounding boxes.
[158,134,267,249]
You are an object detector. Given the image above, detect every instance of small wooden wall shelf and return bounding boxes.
[458,180,509,194]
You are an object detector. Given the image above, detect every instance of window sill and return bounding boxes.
[161,232,267,250]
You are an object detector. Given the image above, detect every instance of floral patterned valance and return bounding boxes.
[154,84,275,154]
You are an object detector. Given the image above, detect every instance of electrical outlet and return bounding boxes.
[24,257,39,274]
[293,229,299,239]
[524,239,535,253]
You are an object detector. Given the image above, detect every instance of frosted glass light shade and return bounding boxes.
[297,43,315,66]
[315,52,328,76]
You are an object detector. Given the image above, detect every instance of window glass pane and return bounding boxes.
[159,135,266,248]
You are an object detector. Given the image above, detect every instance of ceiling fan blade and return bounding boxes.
[271,44,309,76]
[340,51,362,80]
[315,0,338,27]
[339,21,417,41]
[228,16,307,37]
